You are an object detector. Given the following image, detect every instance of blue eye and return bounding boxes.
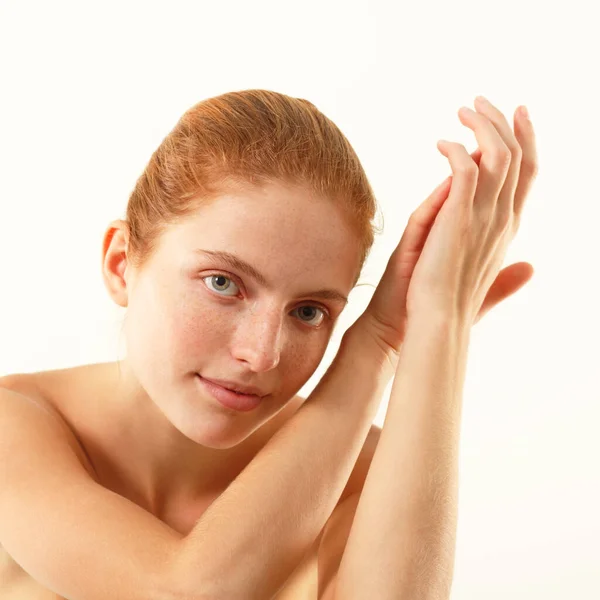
[201,273,329,328]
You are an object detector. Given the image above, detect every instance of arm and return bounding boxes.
[0,386,183,600]
[331,312,471,600]
[0,323,394,600]
[171,322,398,600]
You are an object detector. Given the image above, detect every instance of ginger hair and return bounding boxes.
[123,89,383,288]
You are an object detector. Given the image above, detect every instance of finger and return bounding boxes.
[471,96,524,225]
[411,176,452,224]
[409,146,482,235]
[396,176,453,280]
[512,107,539,221]
[457,105,512,218]
[436,140,478,213]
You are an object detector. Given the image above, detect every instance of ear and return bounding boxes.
[102,220,130,308]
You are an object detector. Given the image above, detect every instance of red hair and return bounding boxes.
[123,89,383,288]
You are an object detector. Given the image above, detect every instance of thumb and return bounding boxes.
[474,262,535,323]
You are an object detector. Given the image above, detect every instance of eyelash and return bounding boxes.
[200,272,331,328]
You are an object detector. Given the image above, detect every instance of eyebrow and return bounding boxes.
[194,249,349,305]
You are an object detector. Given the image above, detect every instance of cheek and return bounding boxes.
[123,288,183,379]
[163,283,209,337]
[128,282,207,360]
[170,307,226,349]
[280,342,328,387]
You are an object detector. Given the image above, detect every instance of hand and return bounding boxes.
[406,96,538,325]
[351,97,538,361]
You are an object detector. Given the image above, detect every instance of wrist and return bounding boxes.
[405,309,472,343]
[342,317,401,379]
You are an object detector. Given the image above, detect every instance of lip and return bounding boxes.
[196,375,264,412]
[200,376,266,398]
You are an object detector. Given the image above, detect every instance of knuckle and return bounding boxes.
[509,141,523,162]
[520,156,539,179]
[496,208,513,232]
[458,159,479,180]
[490,146,512,169]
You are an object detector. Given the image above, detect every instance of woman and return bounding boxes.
[0,90,537,599]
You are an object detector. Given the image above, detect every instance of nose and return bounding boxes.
[230,305,283,371]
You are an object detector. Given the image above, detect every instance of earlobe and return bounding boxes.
[102,256,129,308]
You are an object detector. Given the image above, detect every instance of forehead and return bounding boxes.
[163,183,361,290]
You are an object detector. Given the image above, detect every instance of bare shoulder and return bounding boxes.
[0,372,44,401]
[0,370,73,426]
[0,370,100,482]
[0,372,56,424]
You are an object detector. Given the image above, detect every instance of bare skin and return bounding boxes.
[1,99,537,599]
[0,366,318,599]
[0,180,365,598]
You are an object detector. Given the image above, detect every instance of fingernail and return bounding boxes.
[520,105,530,119]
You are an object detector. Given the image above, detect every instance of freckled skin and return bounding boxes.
[99,180,362,509]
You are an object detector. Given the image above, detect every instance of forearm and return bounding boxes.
[333,313,471,600]
[170,324,396,600]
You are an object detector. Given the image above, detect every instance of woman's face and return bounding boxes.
[118,181,363,447]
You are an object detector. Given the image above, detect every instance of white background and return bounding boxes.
[1,1,598,598]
